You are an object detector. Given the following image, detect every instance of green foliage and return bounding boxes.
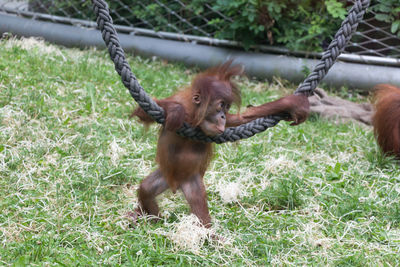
[326,0,347,19]
[207,0,344,51]
[372,0,400,36]
[28,0,400,51]
[28,0,344,51]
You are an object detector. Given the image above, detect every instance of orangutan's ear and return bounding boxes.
[193,93,201,104]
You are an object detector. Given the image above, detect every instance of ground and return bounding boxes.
[0,37,399,266]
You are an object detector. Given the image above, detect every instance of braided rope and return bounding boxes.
[92,0,370,143]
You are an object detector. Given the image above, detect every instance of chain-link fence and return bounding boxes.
[0,0,399,63]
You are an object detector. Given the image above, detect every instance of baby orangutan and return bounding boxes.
[130,61,309,227]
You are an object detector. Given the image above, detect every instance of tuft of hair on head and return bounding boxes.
[202,59,243,106]
[190,60,243,126]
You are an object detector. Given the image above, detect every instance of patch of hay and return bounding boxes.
[216,182,242,203]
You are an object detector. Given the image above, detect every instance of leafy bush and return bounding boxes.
[372,0,400,37]
[28,0,399,51]
[207,0,345,51]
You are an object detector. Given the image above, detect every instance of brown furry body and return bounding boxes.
[129,61,310,227]
[373,84,400,158]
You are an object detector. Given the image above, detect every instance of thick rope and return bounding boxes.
[92,0,370,143]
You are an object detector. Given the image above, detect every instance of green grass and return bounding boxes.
[1,37,399,266]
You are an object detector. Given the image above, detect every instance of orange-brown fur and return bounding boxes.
[372,84,400,158]
[133,62,243,192]
[156,131,213,191]
[129,61,309,227]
